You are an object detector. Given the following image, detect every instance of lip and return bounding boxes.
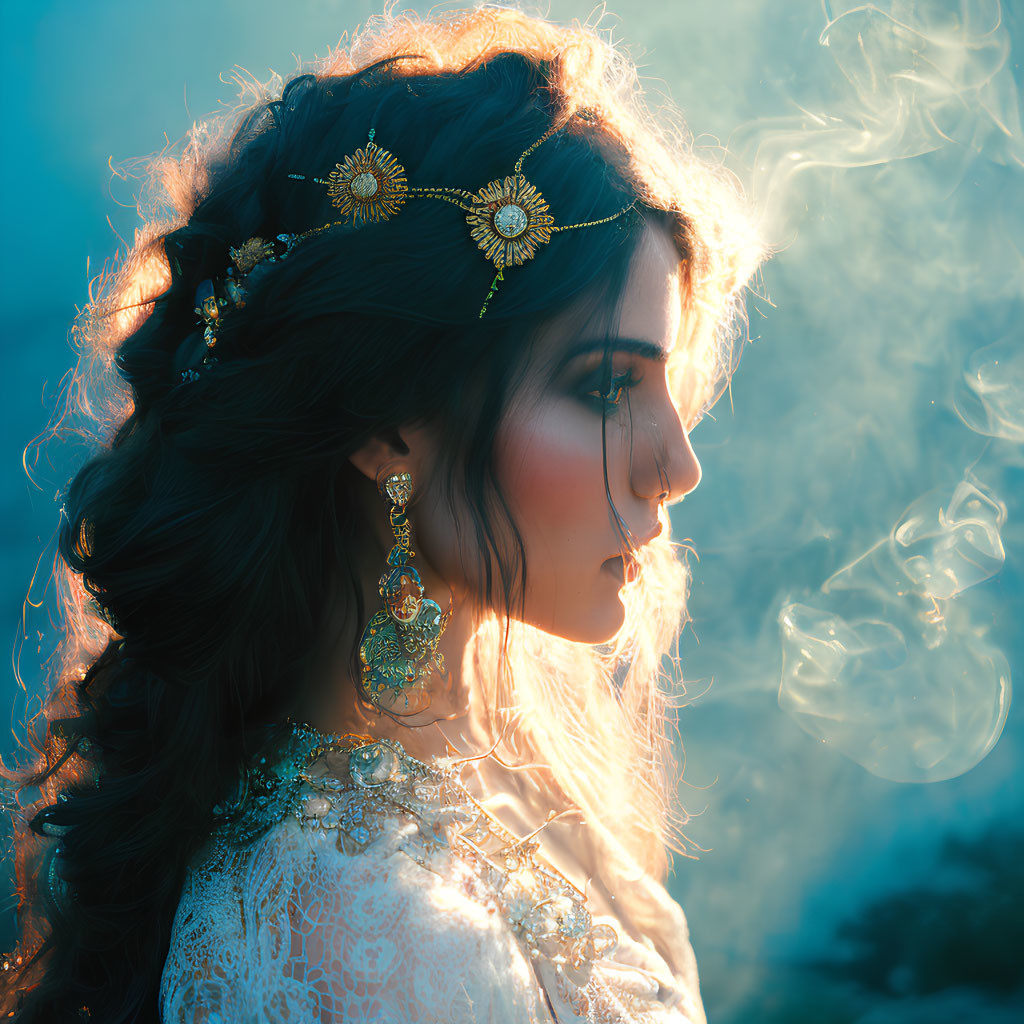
[602,554,630,584]
[602,550,641,584]
[602,522,663,583]
[635,522,663,547]
[611,521,662,558]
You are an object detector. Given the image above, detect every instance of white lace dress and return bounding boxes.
[159,723,705,1023]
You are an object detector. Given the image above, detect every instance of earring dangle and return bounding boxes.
[357,471,451,716]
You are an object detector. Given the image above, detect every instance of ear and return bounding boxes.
[347,428,412,485]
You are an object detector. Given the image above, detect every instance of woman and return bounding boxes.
[0,6,762,1021]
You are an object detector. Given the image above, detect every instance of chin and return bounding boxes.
[553,599,626,646]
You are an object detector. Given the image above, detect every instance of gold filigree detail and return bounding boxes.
[466,174,555,269]
[229,236,275,275]
[284,725,619,985]
[325,142,408,224]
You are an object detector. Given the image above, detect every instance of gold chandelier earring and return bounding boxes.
[357,470,452,716]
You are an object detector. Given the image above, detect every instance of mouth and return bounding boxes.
[601,552,640,584]
[602,521,660,585]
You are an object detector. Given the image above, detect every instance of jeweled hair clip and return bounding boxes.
[181,118,635,382]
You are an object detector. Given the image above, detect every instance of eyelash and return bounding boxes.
[586,369,642,409]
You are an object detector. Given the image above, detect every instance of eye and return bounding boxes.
[585,369,642,409]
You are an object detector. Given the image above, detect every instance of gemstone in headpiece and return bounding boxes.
[494,203,528,238]
[467,175,554,269]
[350,172,379,199]
[326,142,408,224]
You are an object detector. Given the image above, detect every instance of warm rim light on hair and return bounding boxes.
[5,4,766,1000]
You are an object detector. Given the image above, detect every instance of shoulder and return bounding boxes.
[161,815,551,1023]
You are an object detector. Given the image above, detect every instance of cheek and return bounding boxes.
[495,401,609,560]
[496,400,630,643]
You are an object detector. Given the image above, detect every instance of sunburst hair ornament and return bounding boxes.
[288,128,410,224]
[286,118,636,316]
[180,116,636,383]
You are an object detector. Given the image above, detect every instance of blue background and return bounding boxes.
[2,2,1021,1020]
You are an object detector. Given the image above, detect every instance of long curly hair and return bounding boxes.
[1,5,763,1020]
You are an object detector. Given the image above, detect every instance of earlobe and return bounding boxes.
[347,429,411,483]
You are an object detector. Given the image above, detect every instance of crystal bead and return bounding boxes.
[301,794,332,819]
[589,922,618,957]
[494,203,528,238]
[506,895,534,927]
[528,910,557,937]
[349,743,399,787]
[383,472,413,506]
[350,172,379,199]
[558,900,591,937]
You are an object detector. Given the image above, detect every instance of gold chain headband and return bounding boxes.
[182,120,635,381]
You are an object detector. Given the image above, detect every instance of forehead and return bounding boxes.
[617,222,682,353]
[531,220,682,362]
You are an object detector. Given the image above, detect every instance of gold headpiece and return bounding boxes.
[183,121,635,380]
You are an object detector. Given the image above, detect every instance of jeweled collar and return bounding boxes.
[283,718,447,780]
[253,718,621,987]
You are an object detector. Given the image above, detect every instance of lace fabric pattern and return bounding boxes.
[159,724,703,1023]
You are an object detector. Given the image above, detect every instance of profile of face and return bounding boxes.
[402,223,702,645]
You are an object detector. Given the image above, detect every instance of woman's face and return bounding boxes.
[411,222,702,644]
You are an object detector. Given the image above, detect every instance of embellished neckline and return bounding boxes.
[250,717,620,986]
[284,717,446,778]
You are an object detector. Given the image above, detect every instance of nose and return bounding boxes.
[631,400,701,505]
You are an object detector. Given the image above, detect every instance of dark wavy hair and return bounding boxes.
[1,7,760,1021]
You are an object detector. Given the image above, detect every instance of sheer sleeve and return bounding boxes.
[159,815,554,1023]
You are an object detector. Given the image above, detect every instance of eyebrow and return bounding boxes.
[555,337,671,372]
